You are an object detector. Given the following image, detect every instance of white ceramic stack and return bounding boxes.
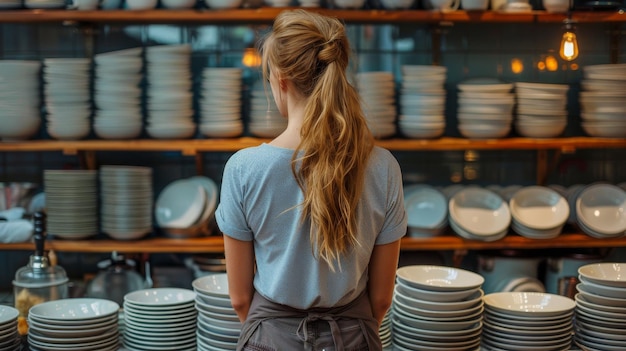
[398,65,447,139]
[44,170,99,239]
[99,165,153,240]
[575,183,626,239]
[193,274,241,351]
[199,67,244,138]
[145,44,196,139]
[298,0,320,6]
[93,47,144,139]
[24,0,65,8]
[514,82,569,138]
[449,187,511,241]
[123,288,197,351]
[565,184,586,226]
[403,184,448,237]
[0,306,19,351]
[457,78,515,139]
[509,185,569,239]
[481,292,576,351]
[574,262,626,351]
[379,310,392,349]
[356,71,397,139]
[392,265,484,351]
[579,64,626,138]
[249,82,287,138]
[0,60,41,141]
[43,58,92,141]
[27,298,120,351]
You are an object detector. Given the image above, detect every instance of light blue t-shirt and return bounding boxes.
[215,143,407,309]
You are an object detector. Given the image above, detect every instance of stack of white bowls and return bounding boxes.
[449,187,511,241]
[123,288,197,351]
[100,165,153,240]
[398,65,447,139]
[43,58,92,140]
[509,185,569,239]
[93,47,144,139]
[249,82,287,138]
[575,183,626,239]
[44,170,99,239]
[192,274,241,351]
[0,60,41,141]
[379,311,392,349]
[403,184,448,237]
[566,183,586,226]
[199,67,244,138]
[0,306,19,351]
[457,78,514,139]
[514,82,569,138]
[481,292,576,351]
[356,71,397,139]
[392,265,484,351]
[27,298,120,351]
[575,262,626,351]
[579,64,626,138]
[145,44,196,139]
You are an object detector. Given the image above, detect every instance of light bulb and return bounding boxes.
[242,47,261,68]
[560,31,579,61]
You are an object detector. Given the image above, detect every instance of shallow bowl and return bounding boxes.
[29,298,119,321]
[482,292,575,317]
[449,187,511,236]
[509,186,569,230]
[396,265,484,292]
[578,263,626,288]
[576,184,626,235]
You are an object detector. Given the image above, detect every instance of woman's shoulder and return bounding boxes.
[226,143,291,168]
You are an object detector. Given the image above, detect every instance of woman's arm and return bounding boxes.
[224,235,255,323]
[367,239,401,326]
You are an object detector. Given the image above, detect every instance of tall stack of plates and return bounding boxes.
[0,306,19,351]
[379,310,391,349]
[575,183,626,239]
[44,170,99,239]
[514,82,569,138]
[509,185,569,239]
[575,263,626,351]
[579,64,626,138]
[0,60,41,141]
[392,265,484,351]
[249,82,287,138]
[192,274,241,351]
[457,78,514,139]
[449,187,511,241]
[99,165,153,240]
[398,65,447,139]
[199,67,244,138]
[403,184,448,237]
[27,298,120,351]
[356,71,397,139]
[43,58,92,140]
[123,288,197,351]
[93,48,144,140]
[145,44,196,139]
[482,292,575,351]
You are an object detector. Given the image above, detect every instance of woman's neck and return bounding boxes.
[269,94,306,150]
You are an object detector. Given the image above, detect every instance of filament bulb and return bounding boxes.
[560,31,579,61]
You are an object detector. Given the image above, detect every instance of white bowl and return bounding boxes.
[0,306,18,325]
[161,0,196,8]
[155,178,206,228]
[394,285,484,311]
[146,123,196,139]
[581,121,626,138]
[94,122,142,140]
[576,184,626,236]
[404,185,448,229]
[483,292,575,317]
[29,298,119,321]
[509,186,569,230]
[578,263,626,288]
[396,265,484,292]
[125,0,157,9]
[193,273,229,297]
[576,283,626,307]
[449,187,511,236]
[0,116,41,141]
[124,288,196,307]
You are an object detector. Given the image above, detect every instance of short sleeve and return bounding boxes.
[375,154,407,245]
[215,152,254,241]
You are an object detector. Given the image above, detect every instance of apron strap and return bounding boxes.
[296,313,344,351]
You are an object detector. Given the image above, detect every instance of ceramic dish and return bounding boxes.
[396,265,484,291]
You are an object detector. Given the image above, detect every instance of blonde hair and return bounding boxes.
[261,9,374,270]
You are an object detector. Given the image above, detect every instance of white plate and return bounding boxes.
[396,265,484,291]
[124,288,196,307]
[483,292,576,317]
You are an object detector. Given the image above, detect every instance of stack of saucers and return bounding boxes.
[145,44,196,139]
[123,288,197,351]
[93,47,144,139]
[580,64,626,138]
[356,71,397,139]
[0,306,19,351]
[27,298,120,351]
[576,183,626,239]
[43,58,92,140]
[403,184,448,237]
[575,263,626,351]
[199,67,244,138]
[392,265,484,351]
[482,292,575,351]
[509,185,569,239]
[514,82,569,138]
[457,78,514,139]
[0,60,41,141]
[193,274,241,351]
[249,82,287,138]
[99,165,153,240]
[44,170,99,239]
[449,187,511,241]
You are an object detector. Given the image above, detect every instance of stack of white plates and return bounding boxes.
[403,184,448,237]
[24,0,65,8]
[449,187,511,241]
[356,71,397,139]
[392,265,484,351]
[192,274,241,351]
[43,58,92,140]
[199,67,244,138]
[0,306,19,351]
[509,185,569,239]
[123,288,197,351]
[575,263,626,351]
[94,47,144,139]
[575,183,626,239]
[249,82,287,138]
[27,298,120,351]
[482,292,575,351]
[44,170,99,239]
[514,82,569,138]
[0,60,41,141]
[457,78,514,139]
[398,65,447,139]
[379,310,392,349]
[145,44,196,139]
[100,165,153,240]
[579,64,626,138]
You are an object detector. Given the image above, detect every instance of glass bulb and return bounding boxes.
[560,31,579,61]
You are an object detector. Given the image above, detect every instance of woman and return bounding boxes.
[215,9,407,351]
